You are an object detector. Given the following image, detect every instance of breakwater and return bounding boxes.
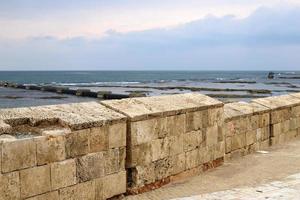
[0,81,145,100]
[0,92,300,199]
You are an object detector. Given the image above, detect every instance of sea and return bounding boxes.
[1,71,300,108]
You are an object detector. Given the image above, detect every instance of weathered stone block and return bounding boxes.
[76,152,105,182]
[2,138,36,173]
[246,130,256,146]
[186,110,205,132]
[167,114,186,137]
[271,109,291,124]
[130,164,155,187]
[184,130,202,152]
[108,122,126,148]
[151,138,170,161]
[95,171,126,200]
[119,147,126,171]
[105,148,120,175]
[261,127,270,140]
[131,118,160,145]
[290,118,300,130]
[291,105,300,117]
[259,113,270,127]
[231,132,246,151]
[66,129,90,158]
[171,153,186,175]
[214,141,225,159]
[250,115,259,130]
[225,137,232,153]
[154,157,173,180]
[90,126,108,153]
[59,181,95,200]
[51,159,76,190]
[0,171,20,200]
[20,165,51,198]
[208,107,224,127]
[206,125,219,146]
[36,134,66,165]
[128,143,152,167]
[26,191,59,200]
[256,128,262,141]
[199,146,213,164]
[272,123,281,137]
[169,135,184,156]
[186,149,199,170]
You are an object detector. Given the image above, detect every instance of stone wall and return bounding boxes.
[0,102,127,200]
[252,94,300,145]
[102,93,225,193]
[1,93,300,199]
[224,102,271,160]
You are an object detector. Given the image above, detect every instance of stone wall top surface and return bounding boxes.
[224,101,270,121]
[0,102,126,132]
[101,93,223,121]
[251,93,300,110]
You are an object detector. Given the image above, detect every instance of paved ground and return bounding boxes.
[125,138,300,200]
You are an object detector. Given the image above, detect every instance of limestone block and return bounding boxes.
[206,125,219,147]
[259,113,270,127]
[77,152,105,182]
[286,130,298,141]
[169,135,184,156]
[59,181,95,200]
[36,134,66,165]
[250,115,259,130]
[2,138,36,173]
[225,137,232,153]
[185,149,199,170]
[208,107,224,127]
[218,126,224,142]
[186,110,206,132]
[271,109,291,124]
[290,118,300,130]
[231,132,246,151]
[128,142,152,167]
[272,123,281,137]
[224,121,235,137]
[151,138,170,161]
[199,146,213,164]
[282,120,291,133]
[167,114,186,137]
[20,165,51,198]
[105,148,120,175]
[131,118,160,145]
[95,171,126,200]
[184,130,202,152]
[261,127,270,140]
[26,191,59,200]
[0,171,20,200]
[66,129,90,158]
[51,159,76,190]
[108,122,126,148]
[90,126,108,153]
[256,128,262,141]
[214,141,225,159]
[239,117,251,132]
[130,164,155,187]
[154,157,173,181]
[246,130,256,146]
[171,153,186,175]
[291,105,300,117]
[119,147,126,171]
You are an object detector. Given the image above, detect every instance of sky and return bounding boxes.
[0,0,300,70]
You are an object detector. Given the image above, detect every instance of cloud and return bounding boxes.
[0,5,300,70]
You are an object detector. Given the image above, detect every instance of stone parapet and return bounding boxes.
[252,94,300,145]
[0,102,127,200]
[224,102,271,160]
[102,93,224,193]
[0,92,300,199]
